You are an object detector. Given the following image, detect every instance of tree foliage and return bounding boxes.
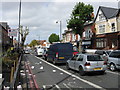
[48,33,60,44]
[29,40,39,47]
[67,2,94,36]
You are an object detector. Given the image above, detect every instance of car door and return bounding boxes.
[69,55,78,70]
[74,55,84,71]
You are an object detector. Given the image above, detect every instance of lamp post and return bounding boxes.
[56,21,62,41]
[18,0,21,50]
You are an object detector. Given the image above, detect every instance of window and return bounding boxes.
[111,23,115,31]
[96,38,106,48]
[99,14,105,21]
[85,29,92,39]
[99,25,105,33]
[77,55,83,61]
[87,55,104,61]
[109,51,120,58]
[71,55,78,60]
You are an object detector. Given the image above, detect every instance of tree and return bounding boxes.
[49,33,60,44]
[29,40,39,47]
[20,26,29,47]
[67,2,94,36]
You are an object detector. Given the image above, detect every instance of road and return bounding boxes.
[24,54,120,90]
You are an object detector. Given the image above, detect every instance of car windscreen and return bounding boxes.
[109,51,120,58]
[87,55,104,61]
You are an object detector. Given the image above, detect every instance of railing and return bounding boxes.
[9,54,22,90]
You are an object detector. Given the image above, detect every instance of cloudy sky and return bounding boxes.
[0,0,119,44]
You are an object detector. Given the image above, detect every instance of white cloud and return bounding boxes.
[1,1,118,44]
[1,0,119,2]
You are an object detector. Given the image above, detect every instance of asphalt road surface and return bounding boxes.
[24,54,120,90]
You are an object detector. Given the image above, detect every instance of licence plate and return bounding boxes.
[59,57,64,59]
[94,68,102,70]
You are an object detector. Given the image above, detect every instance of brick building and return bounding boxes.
[0,22,12,52]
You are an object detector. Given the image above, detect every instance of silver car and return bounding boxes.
[66,54,107,76]
[108,50,120,71]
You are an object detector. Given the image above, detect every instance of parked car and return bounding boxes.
[95,50,111,61]
[66,53,107,76]
[36,47,44,56]
[107,50,120,71]
[47,43,73,64]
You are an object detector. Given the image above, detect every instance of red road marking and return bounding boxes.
[25,62,39,89]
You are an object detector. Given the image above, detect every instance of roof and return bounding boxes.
[94,6,120,22]
[100,6,119,19]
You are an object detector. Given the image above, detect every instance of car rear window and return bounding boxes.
[87,55,104,61]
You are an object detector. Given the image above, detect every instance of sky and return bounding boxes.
[0,0,119,44]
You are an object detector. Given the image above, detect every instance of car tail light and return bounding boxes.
[103,61,107,65]
[56,52,58,58]
[84,62,91,66]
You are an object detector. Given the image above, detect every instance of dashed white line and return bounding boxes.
[35,56,106,89]
[63,83,71,90]
[55,84,61,90]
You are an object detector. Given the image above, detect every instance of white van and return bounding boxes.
[36,47,44,56]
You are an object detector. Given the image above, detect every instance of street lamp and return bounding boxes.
[18,0,21,50]
[56,21,62,41]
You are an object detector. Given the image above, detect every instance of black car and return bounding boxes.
[46,43,73,64]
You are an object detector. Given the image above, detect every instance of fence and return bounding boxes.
[9,54,22,90]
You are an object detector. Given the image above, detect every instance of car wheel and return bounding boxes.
[79,66,85,76]
[110,63,116,71]
[66,63,70,70]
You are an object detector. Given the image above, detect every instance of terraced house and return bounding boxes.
[94,6,120,50]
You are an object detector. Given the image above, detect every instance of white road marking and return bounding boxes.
[20,70,24,73]
[60,73,63,75]
[73,78,76,80]
[31,66,35,69]
[35,56,106,89]
[106,70,120,75]
[55,84,61,90]
[53,70,56,72]
[26,70,29,72]
[20,73,25,76]
[29,74,32,76]
[39,62,42,64]
[63,83,71,90]
[40,66,44,70]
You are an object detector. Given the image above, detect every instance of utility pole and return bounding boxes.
[18,0,21,50]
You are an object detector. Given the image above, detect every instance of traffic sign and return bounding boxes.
[8,29,18,37]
